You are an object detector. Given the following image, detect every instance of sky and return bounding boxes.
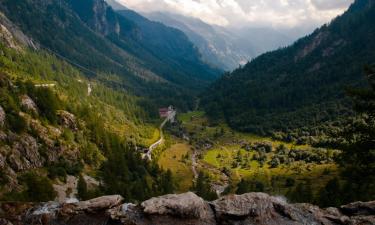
[115,0,354,28]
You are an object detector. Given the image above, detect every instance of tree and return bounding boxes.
[193,172,217,201]
[289,182,313,203]
[19,172,56,202]
[77,175,88,200]
[236,179,265,194]
[335,65,375,201]
[318,178,342,207]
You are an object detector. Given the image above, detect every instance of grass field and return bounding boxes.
[158,143,194,192]
[174,110,341,196]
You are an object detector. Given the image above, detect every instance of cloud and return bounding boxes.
[116,0,354,28]
[310,0,353,10]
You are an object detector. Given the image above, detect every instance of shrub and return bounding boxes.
[18,172,56,202]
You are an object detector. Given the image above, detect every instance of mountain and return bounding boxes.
[202,0,375,142]
[144,12,295,70]
[0,0,220,111]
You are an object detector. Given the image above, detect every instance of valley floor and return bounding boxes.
[158,111,340,199]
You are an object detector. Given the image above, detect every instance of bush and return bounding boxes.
[7,112,27,133]
[285,178,295,187]
[18,172,56,202]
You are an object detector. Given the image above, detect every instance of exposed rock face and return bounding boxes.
[0,105,5,127]
[20,95,38,114]
[0,13,37,49]
[58,110,78,131]
[8,134,43,171]
[1,192,375,225]
[67,0,120,36]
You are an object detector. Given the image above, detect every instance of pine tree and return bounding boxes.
[77,175,88,200]
[336,65,375,201]
[193,172,218,201]
[318,178,342,207]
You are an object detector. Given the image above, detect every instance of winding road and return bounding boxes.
[145,110,176,161]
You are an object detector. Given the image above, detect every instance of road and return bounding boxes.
[145,110,176,160]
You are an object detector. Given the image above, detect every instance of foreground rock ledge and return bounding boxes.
[1,192,374,225]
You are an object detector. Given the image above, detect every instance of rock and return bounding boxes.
[12,135,42,169]
[53,175,78,203]
[142,192,207,218]
[0,130,7,143]
[341,201,375,216]
[83,174,100,190]
[3,192,375,225]
[0,218,13,225]
[0,151,6,169]
[20,95,38,114]
[0,105,5,127]
[57,110,78,131]
[0,24,19,50]
[139,192,216,225]
[211,193,292,224]
[63,195,123,214]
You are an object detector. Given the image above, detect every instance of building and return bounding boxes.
[159,106,174,118]
[159,108,169,118]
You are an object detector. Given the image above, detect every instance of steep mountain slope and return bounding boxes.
[116,9,219,82]
[144,12,294,70]
[202,0,375,141]
[0,15,173,202]
[0,0,219,111]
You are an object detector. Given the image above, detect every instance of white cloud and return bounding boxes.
[116,0,354,28]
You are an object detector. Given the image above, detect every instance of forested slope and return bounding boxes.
[0,0,220,111]
[202,0,375,142]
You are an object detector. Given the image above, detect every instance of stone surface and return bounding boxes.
[0,105,5,127]
[341,200,375,216]
[9,134,42,171]
[20,95,38,114]
[2,192,375,225]
[142,192,209,218]
[64,195,123,213]
[58,110,78,131]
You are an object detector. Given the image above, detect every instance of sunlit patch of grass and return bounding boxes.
[178,111,205,123]
[158,143,194,192]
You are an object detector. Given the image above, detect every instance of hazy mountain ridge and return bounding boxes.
[144,11,296,70]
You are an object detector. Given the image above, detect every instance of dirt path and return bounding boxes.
[146,110,176,160]
[191,148,198,179]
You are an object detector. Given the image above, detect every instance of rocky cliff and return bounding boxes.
[1,192,374,225]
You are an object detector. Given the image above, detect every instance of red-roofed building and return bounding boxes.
[159,108,169,118]
[159,106,174,118]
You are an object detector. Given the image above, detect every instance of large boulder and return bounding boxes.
[120,192,216,225]
[61,195,124,215]
[142,192,210,218]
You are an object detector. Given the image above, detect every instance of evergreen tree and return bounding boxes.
[318,178,342,207]
[193,172,218,201]
[77,175,88,201]
[335,65,375,201]
[289,182,313,203]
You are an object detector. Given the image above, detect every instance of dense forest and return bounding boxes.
[202,0,375,144]
[0,0,221,112]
